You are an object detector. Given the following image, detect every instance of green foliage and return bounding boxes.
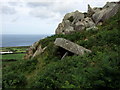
[3,59,38,74]
[2,59,38,88]
[2,8,120,89]
[31,51,120,89]
[3,72,26,88]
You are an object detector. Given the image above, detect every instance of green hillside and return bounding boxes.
[2,9,120,89]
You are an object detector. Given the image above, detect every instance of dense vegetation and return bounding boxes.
[2,10,120,89]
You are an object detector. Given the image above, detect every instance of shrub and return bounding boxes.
[3,72,27,88]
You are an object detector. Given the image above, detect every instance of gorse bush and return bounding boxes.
[31,51,120,88]
[3,72,26,88]
[2,59,38,88]
[3,59,38,74]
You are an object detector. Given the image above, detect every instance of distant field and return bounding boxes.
[2,53,25,60]
[1,46,28,65]
[0,46,29,53]
[1,46,27,67]
[2,53,25,68]
[1,46,28,60]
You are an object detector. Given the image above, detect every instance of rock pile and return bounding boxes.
[24,41,46,59]
[55,2,120,34]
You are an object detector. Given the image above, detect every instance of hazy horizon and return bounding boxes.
[2,34,51,47]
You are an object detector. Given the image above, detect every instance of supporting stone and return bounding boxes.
[61,52,68,60]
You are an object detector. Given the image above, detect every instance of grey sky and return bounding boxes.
[0,0,119,34]
[1,6,16,14]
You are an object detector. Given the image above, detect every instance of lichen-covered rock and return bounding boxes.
[75,21,85,31]
[32,45,47,59]
[82,17,95,28]
[63,10,84,23]
[87,4,95,17]
[55,5,96,34]
[103,2,118,8]
[24,48,34,60]
[86,26,98,31]
[55,10,84,34]
[55,20,74,34]
[24,41,39,59]
[24,41,46,60]
[74,17,95,31]
[92,2,120,24]
[55,1,119,34]
[54,38,92,55]
[63,26,74,34]
[55,23,64,34]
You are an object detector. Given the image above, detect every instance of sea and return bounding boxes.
[1,34,51,47]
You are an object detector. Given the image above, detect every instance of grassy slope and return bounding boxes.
[2,9,120,89]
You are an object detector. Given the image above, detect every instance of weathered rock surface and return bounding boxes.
[92,2,120,24]
[87,4,95,17]
[82,17,95,28]
[54,38,92,55]
[86,26,98,31]
[63,10,84,23]
[24,41,46,59]
[55,10,84,34]
[55,2,120,34]
[31,45,46,59]
[24,41,39,59]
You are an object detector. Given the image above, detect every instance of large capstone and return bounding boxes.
[54,38,92,55]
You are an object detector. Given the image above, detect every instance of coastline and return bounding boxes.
[2,34,51,48]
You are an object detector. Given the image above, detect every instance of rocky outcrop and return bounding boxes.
[24,41,39,59]
[24,41,46,59]
[54,38,92,55]
[55,10,84,34]
[24,1,119,60]
[92,2,120,24]
[55,2,120,34]
[31,45,47,59]
[87,4,95,17]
